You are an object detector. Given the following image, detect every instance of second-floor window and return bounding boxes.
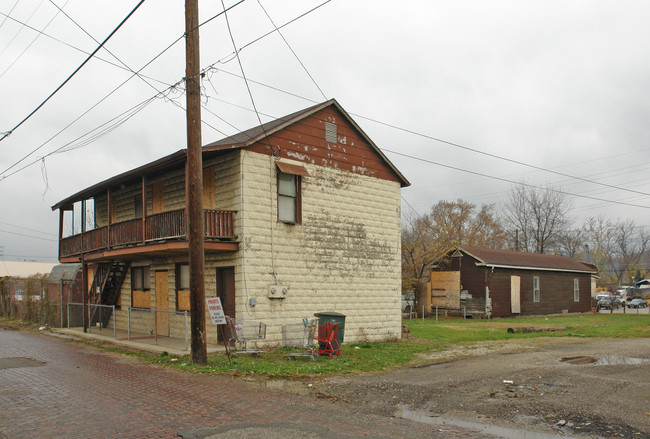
[278,172,301,224]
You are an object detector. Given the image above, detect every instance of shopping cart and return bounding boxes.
[225,316,266,357]
[314,321,341,358]
[282,318,319,361]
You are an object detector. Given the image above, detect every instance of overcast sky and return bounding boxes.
[1,0,649,263]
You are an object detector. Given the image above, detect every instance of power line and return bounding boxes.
[0,228,57,242]
[0,10,170,87]
[0,0,70,79]
[0,221,57,237]
[0,0,147,144]
[211,66,650,203]
[384,149,650,210]
[0,0,249,178]
[0,0,46,58]
[256,0,327,100]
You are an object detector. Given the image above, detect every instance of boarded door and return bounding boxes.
[152,182,164,214]
[155,270,169,336]
[511,275,521,314]
[430,271,461,309]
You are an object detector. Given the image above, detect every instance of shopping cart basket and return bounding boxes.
[282,318,319,361]
[314,321,341,358]
[225,316,266,357]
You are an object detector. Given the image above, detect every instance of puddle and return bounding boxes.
[0,357,46,370]
[594,355,650,366]
[397,408,577,439]
[560,356,597,364]
[560,355,649,366]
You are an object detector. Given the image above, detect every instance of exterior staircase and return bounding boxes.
[88,261,129,328]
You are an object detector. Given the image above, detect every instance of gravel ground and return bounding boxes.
[310,337,650,438]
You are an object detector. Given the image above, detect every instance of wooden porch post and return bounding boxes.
[58,208,64,261]
[142,176,146,244]
[81,200,86,253]
[82,256,88,333]
[107,188,111,249]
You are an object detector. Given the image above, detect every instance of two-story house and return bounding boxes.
[51,99,410,346]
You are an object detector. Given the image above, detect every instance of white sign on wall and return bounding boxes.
[206,297,226,325]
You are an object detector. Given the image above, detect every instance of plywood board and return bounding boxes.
[430,271,461,309]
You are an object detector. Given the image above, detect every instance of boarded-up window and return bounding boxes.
[132,266,151,309]
[152,181,164,214]
[430,271,461,309]
[176,264,190,311]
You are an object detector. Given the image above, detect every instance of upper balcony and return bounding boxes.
[58,208,237,263]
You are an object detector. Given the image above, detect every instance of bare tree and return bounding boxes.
[583,216,649,285]
[401,199,506,291]
[504,182,573,254]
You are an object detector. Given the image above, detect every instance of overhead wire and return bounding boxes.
[0,0,248,179]
[0,0,147,144]
[0,0,20,30]
[0,10,170,87]
[0,0,69,79]
[383,149,650,210]
[256,0,327,100]
[0,0,46,58]
[210,66,650,203]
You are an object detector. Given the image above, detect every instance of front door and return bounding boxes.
[216,267,235,341]
[511,275,521,314]
[155,270,169,336]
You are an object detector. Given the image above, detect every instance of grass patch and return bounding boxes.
[2,314,648,377]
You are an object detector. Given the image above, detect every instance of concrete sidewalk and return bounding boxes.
[54,326,225,357]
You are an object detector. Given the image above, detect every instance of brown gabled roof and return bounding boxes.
[204,98,410,187]
[456,245,597,274]
[52,99,409,211]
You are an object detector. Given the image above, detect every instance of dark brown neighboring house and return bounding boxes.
[430,246,597,317]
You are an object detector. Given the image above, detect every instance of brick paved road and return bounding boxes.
[0,327,500,439]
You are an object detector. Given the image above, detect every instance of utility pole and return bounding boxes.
[185,0,207,364]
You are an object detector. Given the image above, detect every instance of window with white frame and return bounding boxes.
[277,172,301,224]
[533,276,540,302]
[574,278,580,302]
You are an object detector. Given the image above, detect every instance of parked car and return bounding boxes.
[597,297,617,310]
[595,292,613,302]
[627,298,647,309]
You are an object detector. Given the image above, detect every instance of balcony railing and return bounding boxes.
[59,208,235,259]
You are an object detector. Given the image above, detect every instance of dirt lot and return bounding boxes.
[311,337,650,438]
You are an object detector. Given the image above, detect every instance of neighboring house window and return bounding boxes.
[533,276,540,302]
[278,172,301,224]
[574,278,580,302]
[131,266,150,308]
[176,264,191,311]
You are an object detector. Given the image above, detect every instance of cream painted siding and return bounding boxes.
[236,151,402,344]
[103,149,402,346]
